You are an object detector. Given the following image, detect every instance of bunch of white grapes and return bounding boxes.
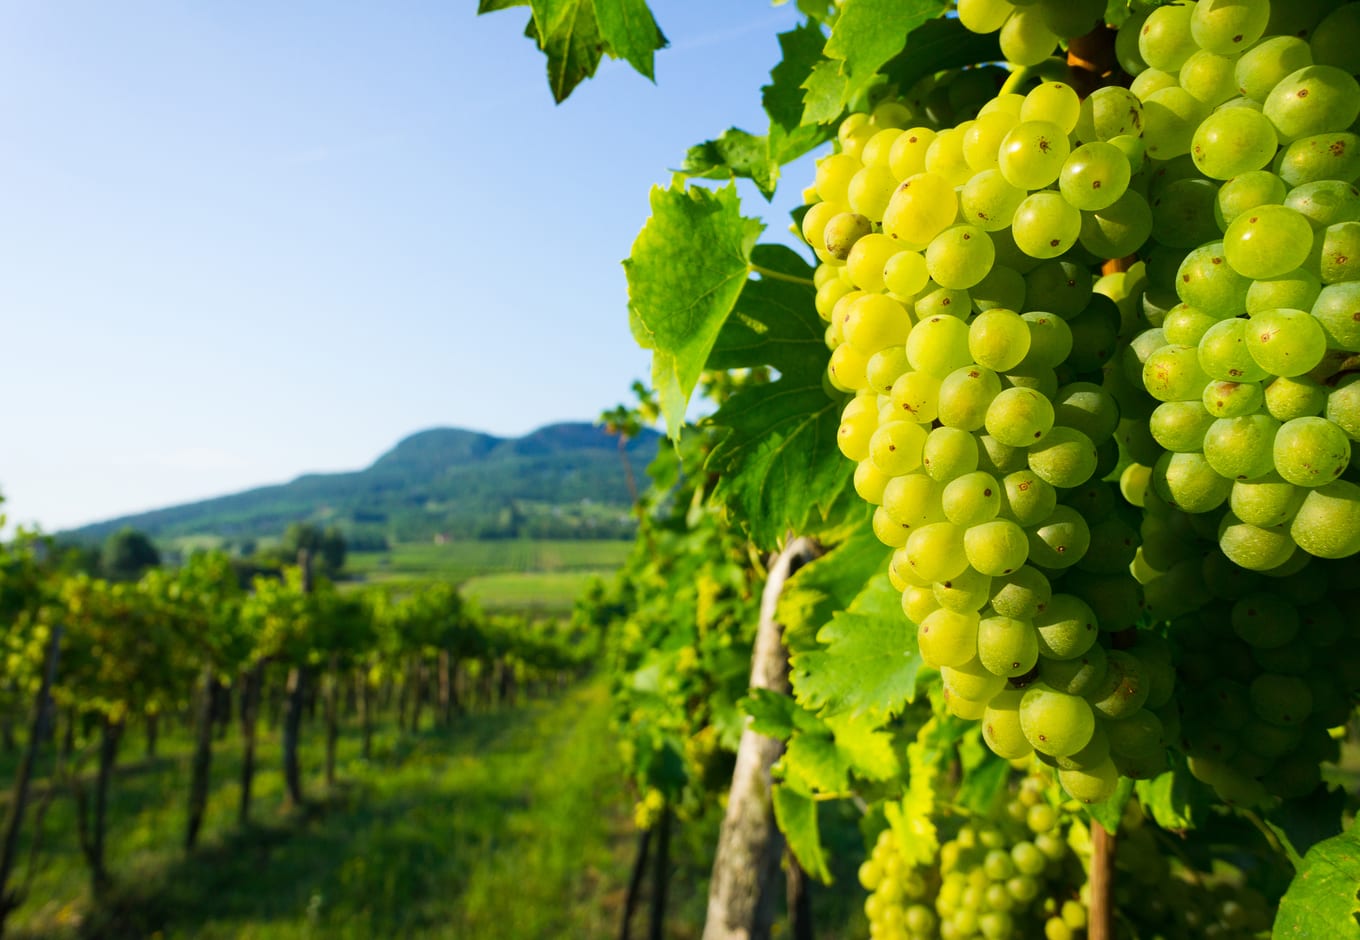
[860,777,1085,940]
[807,0,1360,805]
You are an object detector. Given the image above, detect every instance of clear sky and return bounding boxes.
[0,1,818,533]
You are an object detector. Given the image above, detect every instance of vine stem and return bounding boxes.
[998,65,1036,97]
[1242,808,1298,866]
[1089,821,1116,940]
[750,264,814,287]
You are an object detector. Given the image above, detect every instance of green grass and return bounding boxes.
[346,539,632,584]
[3,682,632,939]
[460,571,604,613]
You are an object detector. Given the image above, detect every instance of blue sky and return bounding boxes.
[0,2,817,532]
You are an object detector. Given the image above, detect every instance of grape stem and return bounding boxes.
[998,66,1036,97]
[750,264,814,287]
[1241,808,1300,868]
[1089,821,1116,940]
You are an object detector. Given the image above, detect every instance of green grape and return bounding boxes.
[1139,3,1197,71]
[1276,132,1360,186]
[865,346,911,394]
[979,433,1029,475]
[848,164,899,221]
[1000,470,1058,526]
[883,172,958,249]
[1177,241,1251,317]
[984,386,1056,448]
[943,655,1008,701]
[1264,374,1328,420]
[1310,220,1360,284]
[957,0,1015,33]
[918,606,981,668]
[936,567,995,614]
[926,224,996,290]
[870,420,929,475]
[1013,191,1082,259]
[960,168,1027,232]
[1037,0,1104,39]
[823,211,873,261]
[983,691,1032,758]
[1153,450,1233,512]
[1245,307,1328,377]
[1040,644,1108,696]
[854,458,891,503]
[1291,481,1360,557]
[1231,474,1306,527]
[1058,759,1120,802]
[1191,107,1279,179]
[815,152,860,203]
[1192,0,1270,54]
[990,565,1053,619]
[1024,261,1093,319]
[1285,179,1360,228]
[883,249,931,299]
[907,314,974,377]
[1004,365,1060,399]
[1053,383,1119,442]
[883,472,943,527]
[1264,65,1360,143]
[1021,81,1081,133]
[1026,504,1092,569]
[903,582,942,621]
[1163,303,1222,348]
[923,426,981,482]
[1086,650,1151,719]
[1246,268,1322,314]
[969,309,1032,372]
[843,293,913,354]
[1020,686,1096,757]
[1236,36,1315,104]
[1203,414,1281,481]
[915,284,971,321]
[1218,513,1299,570]
[1215,170,1287,230]
[999,120,1071,190]
[1311,282,1360,351]
[1151,178,1223,250]
[1180,49,1241,107]
[1021,311,1074,367]
[828,343,870,392]
[1274,416,1351,486]
[837,395,878,461]
[1028,427,1099,488]
[860,127,903,168]
[1231,593,1300,648]
[925,125,974,187]
[873,504,913,547]
[1203,379,1265,418]
[888,127,937,181]
[1224,206,1315,279]
[1249,673,1313,725]
[1143,344,1211,402]
[965,518,1031,576]
[972,265,1028,312]
[1142,87,1208,160]
[1000,6,1059,66]
[1075,86,1144,142]
[1080,190,1154,259]
[1150,400,1216,452]
[891,370,942,423]
[1311,4,1360,72]
[1327,375,1360,440]
[1131,67,1178,101]
[964,110,1020,173]
[907,521,970,583]
[943,471,1002,526]
[978,614,1040,677]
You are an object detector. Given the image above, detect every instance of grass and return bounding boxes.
[3,681,632,940]
[345,539,632,584]
[460,571,603,613]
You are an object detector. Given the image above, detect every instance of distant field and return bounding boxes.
[460,571,603,614]
[346,539,632,584]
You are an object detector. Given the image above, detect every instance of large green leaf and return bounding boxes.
[526,0,605,103]
[595,0,666,81]
[782,709,898,794]
[777,516,883,653]
[879,16,1004,97]
[743,687,821,741]
[625,181,763,438]
[764,21,836,165]
[704,245,853,547]
[1275,823,1360,938]
[773,783,833,883]
[790,573,920,717]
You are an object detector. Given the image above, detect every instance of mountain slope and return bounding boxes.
[67,423,661,545]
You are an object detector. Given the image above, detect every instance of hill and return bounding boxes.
[66,423,661,547]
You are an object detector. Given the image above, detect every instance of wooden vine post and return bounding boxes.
[702,536,822,940]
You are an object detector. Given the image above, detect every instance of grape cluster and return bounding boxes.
[860,778,1083,940]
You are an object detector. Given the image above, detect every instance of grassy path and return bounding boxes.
[7,680,630,939]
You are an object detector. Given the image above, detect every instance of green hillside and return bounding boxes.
[66,423,660,547]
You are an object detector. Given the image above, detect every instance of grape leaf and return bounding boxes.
[879,16,1003,96]
[823,0,946,103]
[679,128,777,199]
[704,246,853,547]
[764,21,836,165]
[478,0,526,11]
[772,783,833,883]
[825,712,899,781]
[777,515,883,653]
[1084,777,1135,835]
[1275,823,1360,939]
[790,573,920,717]
[625,181,763,438]
[957,729,1011,815]
[1136,759,1209,831]
[743,687,820,741]
[782,710,898,793]
[800,59,851,126]
[594,0,667,81]
[526,0,606,103]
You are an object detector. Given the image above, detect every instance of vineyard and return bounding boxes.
[6,0,1360,937]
